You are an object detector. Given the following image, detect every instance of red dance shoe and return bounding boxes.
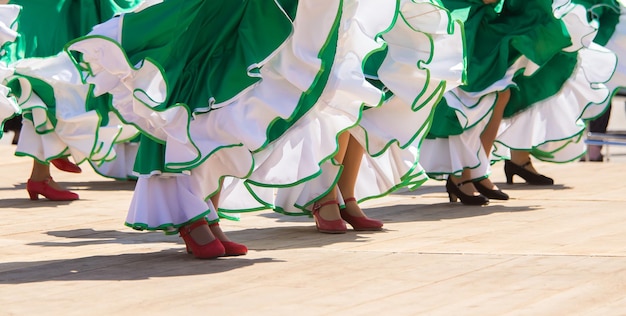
[312,199,347,234]
[26,177,79,201]
[220,241,248,256]
[185,240,247,257]
[51,158,82,173]
[207,223,248,256]
[340,197,383,231]
[179,219,225,259]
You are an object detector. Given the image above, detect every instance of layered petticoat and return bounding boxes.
[219,0,466,216]
[5,0,144,177]
[492,0,617,163]
[0,5,20,139]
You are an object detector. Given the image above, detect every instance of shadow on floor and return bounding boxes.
[0,250,280,284]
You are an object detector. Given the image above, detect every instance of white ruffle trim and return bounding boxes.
[0,5,20,132]
[90,142,138,180]
[12,53,139,164]
[420,111,492,180]
[602,2,626,96]
[127,174,219,232]
[0,4,18,52]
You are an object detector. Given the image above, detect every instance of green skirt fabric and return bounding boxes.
[4,0,141,60]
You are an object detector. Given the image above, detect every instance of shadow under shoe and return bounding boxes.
[445,178,489,206]
[504,160,554,185]
[473,180,509,200]
[26,177,79,201]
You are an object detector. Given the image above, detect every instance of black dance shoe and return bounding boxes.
[446,178,489,206]
[504,160,554,185]
[473,180,509,200]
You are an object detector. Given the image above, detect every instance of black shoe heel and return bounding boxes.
[473,180,509,200]
[445,178,489,206]
[504,160,554,185]
[505,170,514,184]
[448,191,458,202]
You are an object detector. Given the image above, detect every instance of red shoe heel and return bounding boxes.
[312,200,347,234]
[340,197,383,231]
[26,177,79,201]
[28,190,39,200]
[51,158,82,173]
[179,218,225,259]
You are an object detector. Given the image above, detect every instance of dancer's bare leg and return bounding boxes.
[480,89,510,155]
[29,160,66,191]
[477,89,510,190]
[337,135,368,217]
[315,131,350,221]
[208,181,232,242]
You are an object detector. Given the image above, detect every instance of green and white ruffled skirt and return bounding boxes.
[68,0,465,230]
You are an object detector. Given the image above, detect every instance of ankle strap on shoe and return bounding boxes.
[344,197,357,203]
[313,199,338,211]
[28,177,53,184]
[457,179,474,187]
[180,218,208,235]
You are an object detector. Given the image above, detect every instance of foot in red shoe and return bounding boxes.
[312,200,347,234]
[51,157,82,173]
[340,197,383,231]
[207,223,248,256]
[179,219,225,259]
[26,177,79,201]
[220,240,248,256]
